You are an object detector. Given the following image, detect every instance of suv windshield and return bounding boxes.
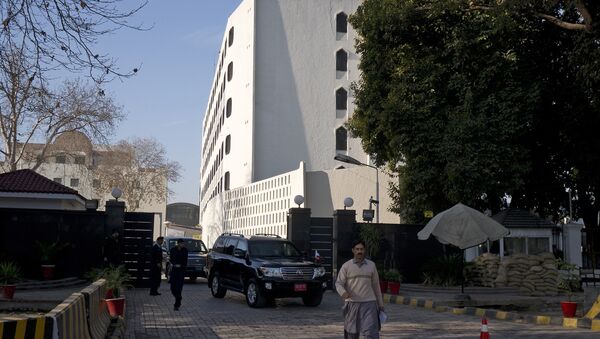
[167,239,207,253]
[249,241,301,257]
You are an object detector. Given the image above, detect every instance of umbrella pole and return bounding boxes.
[461,250,465,294]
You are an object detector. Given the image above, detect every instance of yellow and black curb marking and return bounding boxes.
[0,316,53,339]
[383,294,600,331]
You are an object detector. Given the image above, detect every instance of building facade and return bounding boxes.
[12,131,167,216]
[200,0,398,246]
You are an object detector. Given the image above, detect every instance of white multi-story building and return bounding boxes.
[200,0,398,246]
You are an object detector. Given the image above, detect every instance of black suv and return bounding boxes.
[163,237,208,281]
[206,233,327,308]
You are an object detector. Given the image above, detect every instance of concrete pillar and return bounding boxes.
[564,221,583,267]
[287,208,312,255]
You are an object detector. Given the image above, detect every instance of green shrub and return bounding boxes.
[0,261,21,285]
[420,254,464,287]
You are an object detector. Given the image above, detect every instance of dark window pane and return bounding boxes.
[336,12,347,33]
[336,87,347,110]
[70,178,79,187]
[225,135,231,155]
[74,156,85,165]
[336,50,347,72]
[55,155,66,164]
[226,98,232,117]
[224,171,230,191]
[228,27,234,46]
[227,62,233,81]
[336,127,347,151]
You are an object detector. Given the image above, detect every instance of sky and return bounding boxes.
[97,0,242,205]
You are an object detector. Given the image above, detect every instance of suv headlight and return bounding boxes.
[259,267,282,278]
[313,267,326,278]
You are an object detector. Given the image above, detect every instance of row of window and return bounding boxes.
[335,12,350,153]
[53,177,101,188]
[52,154,86,165]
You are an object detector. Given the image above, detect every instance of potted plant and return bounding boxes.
[386,269,402,295]
[35,240,68,280]
[101,265,132,317]
[379,270,389,294]
[0,261,21,300]
[557,259,580,318]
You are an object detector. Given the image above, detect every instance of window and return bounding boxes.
[227,62,233,81]
[336,12,348,33]
[74,156,85,165]
[226,98,232,118]
[53,178,62,184]
[55,155,66,164]
[224,171,230,191]
[336,49,348,72]
[213,236,226,253]
[336,127,348,151]
[504,237,526,256]
[70,178,79,187]
[224,238,237,255]
[92,179,101,189]
[336,87,347,110]
[225,135,231,154]
[527,237,550,255]
[228,27,234,46]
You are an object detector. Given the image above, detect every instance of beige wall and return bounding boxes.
[305,166,400,223]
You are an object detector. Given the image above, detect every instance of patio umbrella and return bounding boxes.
[417,203,509,295]
[417,203,509,249]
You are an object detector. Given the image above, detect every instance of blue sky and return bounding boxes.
[98,0,242,204]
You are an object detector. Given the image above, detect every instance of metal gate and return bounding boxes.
[123,212,155,287]
[309,217,333,281]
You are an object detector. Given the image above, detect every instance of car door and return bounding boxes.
[232,239,248,288]
[221,237,239,287]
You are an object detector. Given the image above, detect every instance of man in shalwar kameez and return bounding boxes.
[336,240,385,339]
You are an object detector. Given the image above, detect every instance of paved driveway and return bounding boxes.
[124,279,597,338]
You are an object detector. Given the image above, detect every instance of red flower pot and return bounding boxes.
[2,285,16,300]
[388,281,401,295]
[105,297,125,317]
[560,301,577,318]
[379,281,388,294]
[41,265,56,280]
[105,289,115,299]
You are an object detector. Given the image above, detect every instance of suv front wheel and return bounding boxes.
[302,290,323,307]
[245,279,267,308]
[210,273,227,298]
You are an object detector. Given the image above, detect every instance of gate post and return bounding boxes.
[287,208,312,255]
[333,209,356,279]
[105,200,126,237]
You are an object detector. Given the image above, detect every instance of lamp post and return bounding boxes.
[334,154,379,223]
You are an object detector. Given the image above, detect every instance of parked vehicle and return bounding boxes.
[163,237,208,281]
[206,233,327,308]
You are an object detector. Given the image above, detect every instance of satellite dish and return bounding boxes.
[343,197,354,208]
[293,195,305,207]
[111,187,123,200]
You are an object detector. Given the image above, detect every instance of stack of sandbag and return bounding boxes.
[504,253,529,288]
[476,253,500,287]
[465,253,500,287]
[506,253,559,296]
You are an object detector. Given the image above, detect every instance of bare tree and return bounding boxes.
[94,137,181,211]
[0,46,123,172]
[1,0,148,84]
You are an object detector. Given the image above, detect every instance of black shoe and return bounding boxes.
[150,292,161,296]
[174,306,179,311]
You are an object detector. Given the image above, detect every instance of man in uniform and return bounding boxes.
[149,236,164,296]
[335,239,384,339]
[169,239,188,310]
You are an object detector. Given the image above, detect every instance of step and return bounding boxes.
[16,277,88,290]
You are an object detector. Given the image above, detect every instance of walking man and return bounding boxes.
[149,236,164,296]
[336,240,384,339]
[169,239,188,310]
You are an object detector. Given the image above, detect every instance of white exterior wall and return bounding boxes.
[253,0,365,181]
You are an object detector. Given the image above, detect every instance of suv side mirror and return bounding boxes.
[233,249,246,258]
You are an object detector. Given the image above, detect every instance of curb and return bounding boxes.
[382,294,600,331]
